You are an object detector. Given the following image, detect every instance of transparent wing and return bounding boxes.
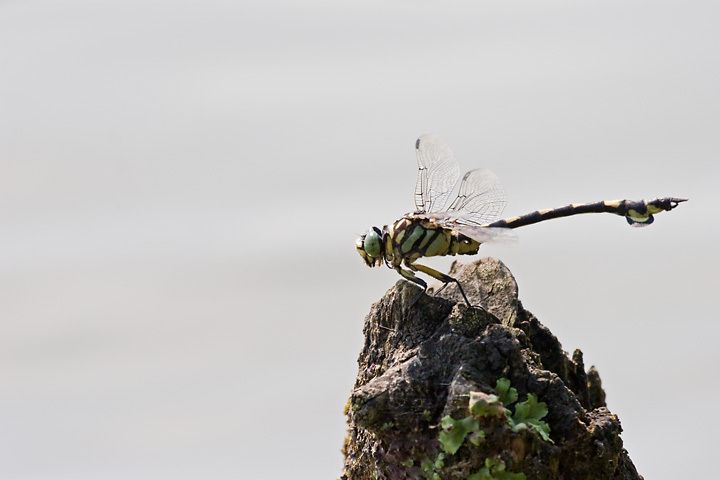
[453,224,517,244]
[418,212,518,245]
[414,134,460,213]
[445,168,507,225]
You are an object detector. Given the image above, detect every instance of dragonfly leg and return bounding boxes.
[407,261,472,307]
[395,265,428,289]
[433,282,449,296]
[394,266,427,307]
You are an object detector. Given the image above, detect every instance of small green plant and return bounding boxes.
[439,378,552,457]
[420,453,445,480]
[491,378,553,443]
[507,393,552,442]
[430,379,551,480]
[468,457,526,480]
[494,378,518,405]
[438,416,482,454]
[468,391,506,418]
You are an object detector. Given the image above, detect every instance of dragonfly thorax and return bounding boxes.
[387,215,481,263]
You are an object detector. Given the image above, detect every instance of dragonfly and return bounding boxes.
[356,134,687,306]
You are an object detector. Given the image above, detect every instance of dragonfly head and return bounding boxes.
[356,227,384,267]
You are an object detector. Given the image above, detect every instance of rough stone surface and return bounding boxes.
[342,258,642,480]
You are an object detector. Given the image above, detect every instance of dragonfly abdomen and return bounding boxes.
[486,197,687,229]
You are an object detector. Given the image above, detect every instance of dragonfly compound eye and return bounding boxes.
[363,229,382,258]
[356,229,383,267]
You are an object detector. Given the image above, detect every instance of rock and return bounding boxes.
[342,258,642,480]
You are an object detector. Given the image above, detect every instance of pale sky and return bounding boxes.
[1,1,718,479]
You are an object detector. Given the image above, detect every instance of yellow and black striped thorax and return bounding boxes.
[384,214,481,265]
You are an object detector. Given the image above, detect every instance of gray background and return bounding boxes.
[1,1,717,479]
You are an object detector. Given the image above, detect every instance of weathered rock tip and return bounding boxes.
[343,258,642,480]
